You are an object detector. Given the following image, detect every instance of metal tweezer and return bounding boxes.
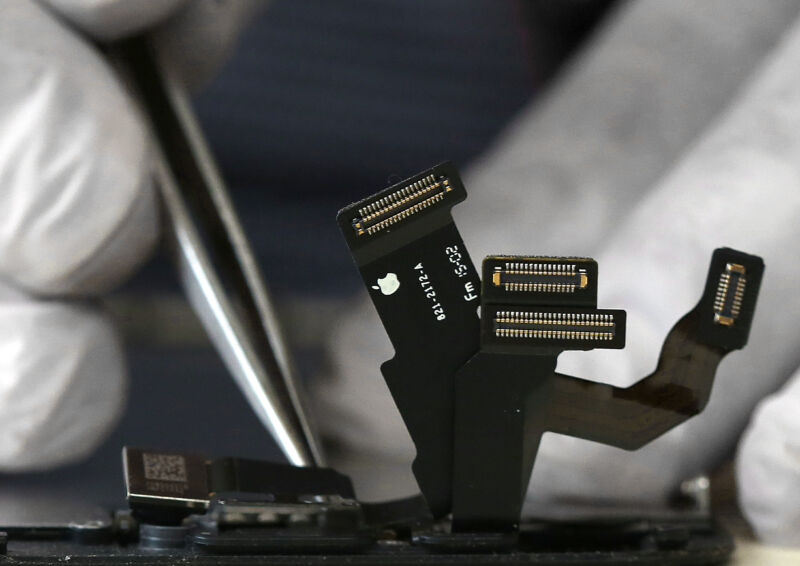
[107,37,323,467]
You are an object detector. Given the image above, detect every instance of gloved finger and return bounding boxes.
[40,0,263,91]
[458,0,800,261]
[736,366,800,546]
[37,0,189,42]
[530,11,800,510]
[0,281,126,471]
[0,0,158,296]
[314,0,800,503]
[150,0,263,91]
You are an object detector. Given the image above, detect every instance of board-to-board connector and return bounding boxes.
[482,256,598,307]
[713,263,747,327]
[696,248,763,350]
[352,174,452,237]
[483,305,625,352]
[338,163,467,259]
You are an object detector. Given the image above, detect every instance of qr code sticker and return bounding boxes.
[142,453,188,483]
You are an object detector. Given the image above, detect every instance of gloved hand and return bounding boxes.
[315,0,800,546]
[0,0,257,470]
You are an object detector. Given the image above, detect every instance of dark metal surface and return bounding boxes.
[0,517,734,565]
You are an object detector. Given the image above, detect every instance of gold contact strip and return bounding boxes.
[713,273,731,312]
[502,283,578,293]
[495,318,614,327]
[503,263,577,272]
[359,181,446,223]
[503,270,577,276]
[494,329,614,340]
[495,312,614,323]
[731,278,746,316]
[493,266,588,290]
[363,191,449,235]
[356,175,449,218]
[713,263,746,326]
[357,174,436,217]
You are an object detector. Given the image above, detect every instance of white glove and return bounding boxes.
[737,369,800,546]
[315,0,800,546]
[0,0,257,470]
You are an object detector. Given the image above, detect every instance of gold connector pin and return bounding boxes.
[713,263,747,326]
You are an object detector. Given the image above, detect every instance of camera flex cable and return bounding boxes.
[337,162,480,518]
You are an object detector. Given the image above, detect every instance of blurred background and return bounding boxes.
[2,0,618,506]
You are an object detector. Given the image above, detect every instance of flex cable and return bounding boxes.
[452,248,764,533]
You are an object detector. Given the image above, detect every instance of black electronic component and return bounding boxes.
[337,162,480,518]
[451,247,764,533]
[338,163,467,258]
[1,443,738,561]
[484,306,626,352]
[349,172,455,239]
[3,512,735,564]
[482,256,598,307]
[123,447,355,525]
[696,249,763,350]
[480,256,622,354]
[338,165,765,536]
[124,448,211,515]
[713,262,746,326]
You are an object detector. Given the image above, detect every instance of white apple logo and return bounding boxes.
[372,273,400,295]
